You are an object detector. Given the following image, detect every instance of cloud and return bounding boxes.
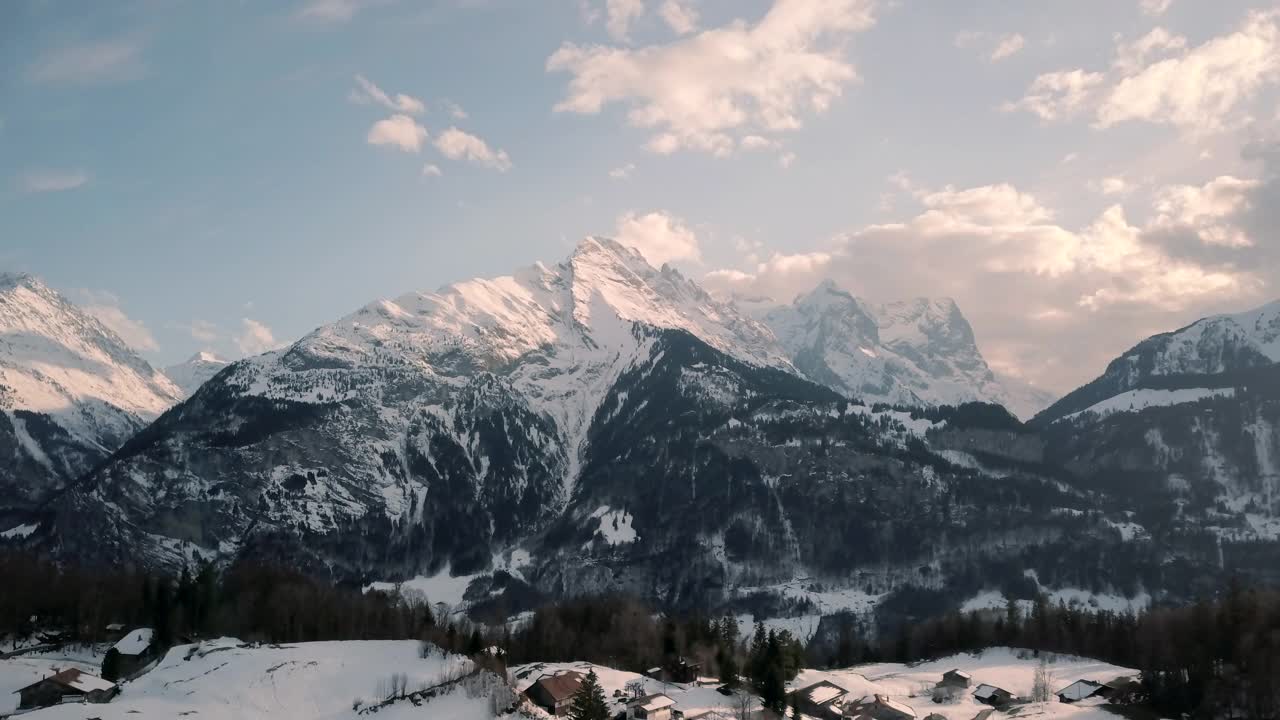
[705,175,1272,392]
[183,320,220,343]
[20,169,88,193]
[368,114,428,152]
[990,33,1025,62]
[422,163,443,177]
[659,0,699,35]
[547,0,877,156]
[609,163,636,179]
[433,127,512,171]
[614,210,701,266]
[1007,10,1280,134]
[296,0,382,23]
[1139,0,1172,16]
[350,75,425,115]
[1091,176,1130,196]
[76,290,159,353]
[606,0,645,41]
[443,100,468,120]
[27,40,142,84]
[237,318,282,356]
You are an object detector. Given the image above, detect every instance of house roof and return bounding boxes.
[631,693,676,711]
[944,669,971,680]
[973,684,1011,700]
[112,628,155,656]
[796,680,848,706]
[1057,680,1104,701]
[15,668,116,695]
[849,694,915,718]
[530,671,585,702]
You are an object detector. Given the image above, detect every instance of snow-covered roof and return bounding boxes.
[973,684,1010,700]
[945,669,971,680]
[21,668,116,695]
[112,628,155,656]
[877,695,916,718]
[632,693,676,711]
[1056,680,1104,701]
[809,684,845,705]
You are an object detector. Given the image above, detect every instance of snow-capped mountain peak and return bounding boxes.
[758,280,1054,418]
[164,351,231,398]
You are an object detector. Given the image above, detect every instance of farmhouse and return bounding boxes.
[788,680,849,720]
[933,668,972,702]
[648,658,702,684]
[973,684,1014,707]
[102,627,159,681]
[627,693,677,720]
[1056,679,1105,703]
[1100,676,1143,704]
[525,671,585,716]
[14,668,118,710]
[844,694,917,720]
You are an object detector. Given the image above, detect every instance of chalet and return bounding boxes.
[1056,680,1105,703]
[102,627,159,681]
[788,680,850,720]
[628,693,677,720]
[972,684,1014,707]
[525,671,585,716]
[1099,676,1143,704]
[843,694,916,720]
[14,668,118,710]
[933,669,972,702]
[687,712,734,720]
[648,658,702,684]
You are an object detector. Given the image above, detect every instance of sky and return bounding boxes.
[1,0,1278,394]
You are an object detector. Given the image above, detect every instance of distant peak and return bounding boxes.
[0,272,41,291]
[794,279,857,308]
[187,351,227,365]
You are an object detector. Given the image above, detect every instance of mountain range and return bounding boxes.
[1,241,1277,628]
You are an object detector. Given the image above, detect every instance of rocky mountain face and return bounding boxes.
[0,274,180,517]
[757,281,1054,419]
[9,247,1279,628]
[164,351,230,398]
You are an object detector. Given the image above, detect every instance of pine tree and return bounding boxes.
[568,670,611,720]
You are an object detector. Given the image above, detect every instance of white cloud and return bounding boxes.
[740,135,778,151]
[609,163,636,179]
[368,114,428,152]
[1140,0,1172,17]
[1007,10,1280,134]
[76,290,159,353]
[433,127,512,171]
[21,169,88,193]
[614,210,701,266]
[422,163,443,177]
[27,40,142,84]
[659,0,699,35]
[296,0,378,23]
[548,0,877,156]
[606,0,645,41]
[184,320,220,343]
[443,100,468,120]
[1152,175,1260,246]
[990,33,1025,62]
[237,318,282,356]
[350,75,425,115]
[1092,176,1130,196]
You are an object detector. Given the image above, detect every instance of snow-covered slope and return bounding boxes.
[23,639,513,720]
[1039,297,1280,423]
[0,273,181,509]
[757,281,1054,419]
[164,351,229,397]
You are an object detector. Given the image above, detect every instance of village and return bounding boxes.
[0,617,1148,720]
[512,647,1142,720]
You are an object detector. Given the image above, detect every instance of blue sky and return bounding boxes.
[2,0,1278,392]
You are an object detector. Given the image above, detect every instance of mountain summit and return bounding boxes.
[755,280,1054,418]
[0,273,180,510]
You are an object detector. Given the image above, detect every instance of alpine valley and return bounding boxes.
[3,241,1278,633]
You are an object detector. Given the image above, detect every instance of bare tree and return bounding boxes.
[734,690,755,720]
[626,679,647,700]
[1032,657,1053,703]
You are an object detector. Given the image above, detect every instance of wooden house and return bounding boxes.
[933,669,972,702]
[1056,679,1105,703]
[102,627,159,681]
[15,668,117,710]
[972,684,1014,707]
[628,693,677,720]
[788,680,850,720]
[524,671,585,716]
[843,694,916,720]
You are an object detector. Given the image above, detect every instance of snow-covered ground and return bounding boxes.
[513,660,754,719]
[1,639,506,720]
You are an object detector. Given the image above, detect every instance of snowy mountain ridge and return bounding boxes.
[0,273,181,510]
[755,280,1054,419]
